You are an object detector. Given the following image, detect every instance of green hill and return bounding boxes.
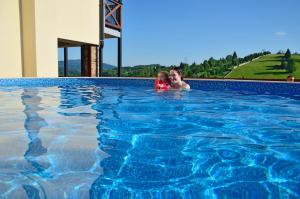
[226,54,300,80]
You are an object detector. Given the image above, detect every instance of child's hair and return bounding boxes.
[171,67,184,80]
[158,71,170,82]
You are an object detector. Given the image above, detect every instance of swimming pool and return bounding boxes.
[0,78,299,199]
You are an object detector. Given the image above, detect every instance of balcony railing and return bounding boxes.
[105,0,122,31]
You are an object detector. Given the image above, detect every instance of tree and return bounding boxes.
[286,60,296,73]
[281,59,288,69]
[208,57,217,67]
[232,51,239,66]
[102,50,276,79]
[203,60,210,70]
[233,51,238,60]
[285,49,292,59]
[225,55,233,65]
[179,62,188,69]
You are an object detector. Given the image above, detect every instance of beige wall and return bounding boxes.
[21,0,37,77]
[0,0,99,77]
[0,0,23,77]
[28,0,100,77]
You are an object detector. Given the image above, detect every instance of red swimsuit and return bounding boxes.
[155,80,170,91]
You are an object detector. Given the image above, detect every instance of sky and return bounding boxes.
[59,0,300,66]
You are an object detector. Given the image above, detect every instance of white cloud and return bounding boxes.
[275,31,287,37]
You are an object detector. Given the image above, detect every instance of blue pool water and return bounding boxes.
[0,79,300,199]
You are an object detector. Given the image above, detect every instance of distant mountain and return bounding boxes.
[58,60,115,76]
[58,60,81,75]
[103,63,116,69]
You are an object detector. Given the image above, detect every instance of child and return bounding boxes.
[155,71,171,90]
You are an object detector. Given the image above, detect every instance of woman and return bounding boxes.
[169,67,190,90]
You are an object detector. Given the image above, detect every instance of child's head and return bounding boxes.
[287,75,295,82]
[157,71,170,82]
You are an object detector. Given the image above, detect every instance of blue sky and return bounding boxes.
[59,0,300,66]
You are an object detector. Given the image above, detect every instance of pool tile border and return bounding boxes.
[0,78,299,96]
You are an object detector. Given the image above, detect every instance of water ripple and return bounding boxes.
[0,85,299,198]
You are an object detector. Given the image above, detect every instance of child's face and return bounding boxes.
[158,73,166,81]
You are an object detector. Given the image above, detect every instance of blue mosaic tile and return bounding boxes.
[0,78,299,97]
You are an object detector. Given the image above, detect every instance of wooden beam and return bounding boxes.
[118,37,122,77]
[64,47,68,77]
[105,4,121,20]
[105,0,122,31]
[105,4,120,27]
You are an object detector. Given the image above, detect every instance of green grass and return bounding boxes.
[226,54,300,80]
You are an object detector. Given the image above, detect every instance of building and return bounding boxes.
[0,0,122,78]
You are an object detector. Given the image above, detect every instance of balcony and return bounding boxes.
[105,0,122,31]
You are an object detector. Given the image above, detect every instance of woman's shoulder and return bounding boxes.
[182,82,191,90]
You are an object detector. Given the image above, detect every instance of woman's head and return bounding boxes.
[169,67,184,84]
[157,71,169,82]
